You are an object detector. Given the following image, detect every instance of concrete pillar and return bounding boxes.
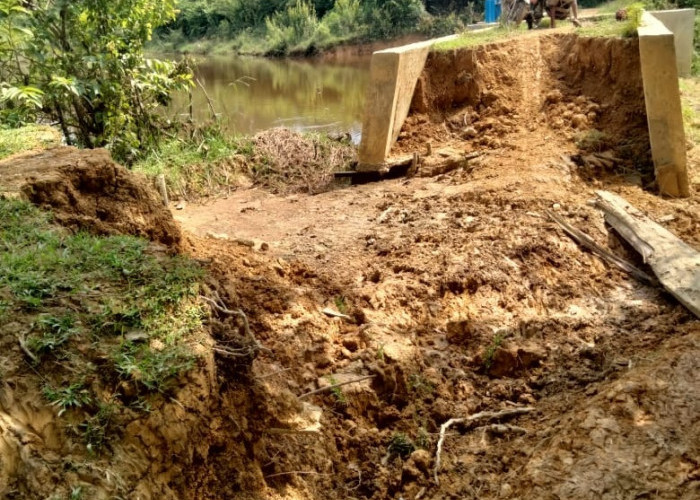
[358,36,457,170]
[638,11,690,197]
[651,9,696,78]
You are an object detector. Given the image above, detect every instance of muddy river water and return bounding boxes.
[168,54,371,142]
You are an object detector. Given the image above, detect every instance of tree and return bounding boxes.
[0,0,192,162]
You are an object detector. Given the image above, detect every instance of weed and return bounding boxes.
[0,198,206,450]
[408,373,434,397]
[80,402,117,453]
[326,375,347,406]
[415,427,431,450]
[69,486,83,500]
[27,314,80,356]
[333,295,348,314]
[622,3,645,37]
[483,333,506,371]
[387,432,416,458]
[113,342,195,393]
[43,382,92,416]
[376,344,385,362]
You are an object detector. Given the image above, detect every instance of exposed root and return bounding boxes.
[200,293,270,355]
[17,334,38,364]
[434,407,535,485]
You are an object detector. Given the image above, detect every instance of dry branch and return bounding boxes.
[434,407,534,485]
[546,209,657,285]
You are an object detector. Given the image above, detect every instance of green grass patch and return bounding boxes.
[433,25,528,51]
[0,125,61,160]
[132,125,253,199]
[0,198,205,450]
[680,78,700,145]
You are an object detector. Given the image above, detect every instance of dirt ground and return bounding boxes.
[173,33,699,500]
[0,31,698,500]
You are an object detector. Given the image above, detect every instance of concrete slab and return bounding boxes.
[358,35,457,170]
[651,9,696,77]
[638,11,690,197]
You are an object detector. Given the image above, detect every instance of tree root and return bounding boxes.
[434,407,535,485]
[200,292,270,357]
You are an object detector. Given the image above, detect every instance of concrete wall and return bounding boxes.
[358,35,457,170]
[638,11,690,197]
[651,9,696,77]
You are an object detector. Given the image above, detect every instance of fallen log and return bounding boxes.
[594,190,700,318]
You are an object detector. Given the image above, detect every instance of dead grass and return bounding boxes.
[248,128,356,194]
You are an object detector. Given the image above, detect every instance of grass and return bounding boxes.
[387,432,416,459]
[433,25,527,51]
[0,198,205,450]
[132,125,252,200]
[326,375,348,406]
[680,78,700,145]
[483,333,506,371]
[0,124,61,160]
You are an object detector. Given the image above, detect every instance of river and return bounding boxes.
[168,54,372,143]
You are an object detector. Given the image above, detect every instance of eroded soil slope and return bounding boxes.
[0,32,698,500]
[174,34,699,500]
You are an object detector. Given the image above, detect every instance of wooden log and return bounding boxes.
[594,190,700,318]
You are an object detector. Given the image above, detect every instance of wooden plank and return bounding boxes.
[546,210,657,286]
[595,190,700,318]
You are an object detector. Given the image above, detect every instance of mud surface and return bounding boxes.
[1,32,699,500]
[0,147,182,246]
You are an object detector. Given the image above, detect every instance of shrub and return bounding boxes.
[265,0,319,53]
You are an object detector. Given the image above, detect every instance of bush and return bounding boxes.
[420,12,465,37]
[265,0,319,53]
[320,0,363,40]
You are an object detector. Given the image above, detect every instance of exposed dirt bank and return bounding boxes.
[1,31,698,500]
[398,33,652,186]
[0,147,181,247]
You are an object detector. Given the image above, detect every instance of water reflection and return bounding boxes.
[168,55,371,142]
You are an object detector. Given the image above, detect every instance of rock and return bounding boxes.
[488,347,519,378]
[409,449,431,474]
[545,90,563,104]
[571,114,588,129]
[206,231,229,241]
[486,342,545,378]
[446,318,476,344]
[462,126,478,139]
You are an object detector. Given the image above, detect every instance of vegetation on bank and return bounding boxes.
[0,198,205,451]
[0,124,61,160]
[132,125,357,199]
[152,0,483,56]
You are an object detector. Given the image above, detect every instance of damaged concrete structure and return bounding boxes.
[359,10,695,197]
